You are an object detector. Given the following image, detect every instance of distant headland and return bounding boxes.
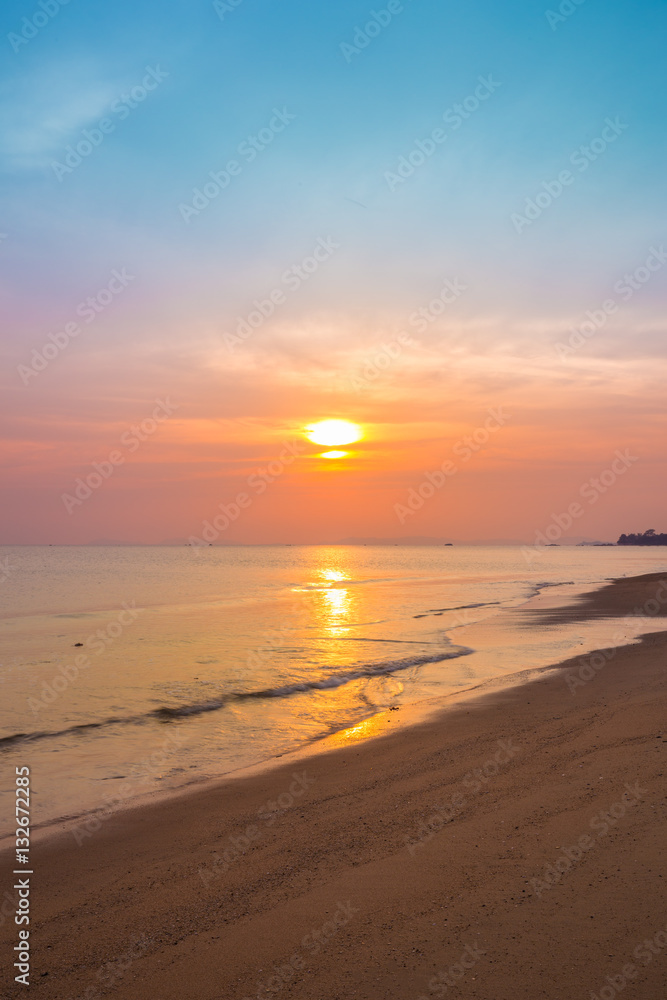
[617,529,667,545]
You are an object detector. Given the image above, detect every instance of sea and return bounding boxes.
[2,544,666,838]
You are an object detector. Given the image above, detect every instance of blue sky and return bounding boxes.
[2,0,666,311]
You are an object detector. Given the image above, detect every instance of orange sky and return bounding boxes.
[3,308,665,543]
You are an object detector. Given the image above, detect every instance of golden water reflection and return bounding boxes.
[290,552,367,646]
[318,567,353,635]
[320,569,347,584]
[322,587,349,616]
[329,714,389,745]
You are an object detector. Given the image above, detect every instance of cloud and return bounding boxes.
[0,62,120,171]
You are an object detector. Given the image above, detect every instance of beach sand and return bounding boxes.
[3,572,667,999]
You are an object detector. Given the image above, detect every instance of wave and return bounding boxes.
[155,647,472,717]
[0,646,473,747]
[414,601,500,618]
[414,583,577,620]
[0,718,136,749]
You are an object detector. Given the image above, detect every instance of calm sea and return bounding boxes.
[2,544,666,835]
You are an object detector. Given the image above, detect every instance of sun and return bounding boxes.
[305,420,363,447]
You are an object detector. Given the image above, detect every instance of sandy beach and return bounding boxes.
[3,571,667,1000]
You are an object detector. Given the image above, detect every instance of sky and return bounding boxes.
[1,0,666,544]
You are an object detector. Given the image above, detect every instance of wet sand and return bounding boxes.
[2,571,667,999]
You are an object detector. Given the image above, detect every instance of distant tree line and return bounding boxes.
[617,529,667,545]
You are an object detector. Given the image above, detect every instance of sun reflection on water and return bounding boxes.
[319,568,352,635]
[322,586,349,615]
[320,569,346,584]
[329,714,389,745]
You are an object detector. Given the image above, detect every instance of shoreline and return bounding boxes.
[2,572,667,999]
[11,659,565,852]
[0,574,620,847]
[2,570,666,847]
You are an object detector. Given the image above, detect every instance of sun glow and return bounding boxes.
[306,419,363,447]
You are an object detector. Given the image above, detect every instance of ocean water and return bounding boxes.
[1,544,667,836]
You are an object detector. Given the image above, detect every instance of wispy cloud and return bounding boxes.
[0,62,120,171]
